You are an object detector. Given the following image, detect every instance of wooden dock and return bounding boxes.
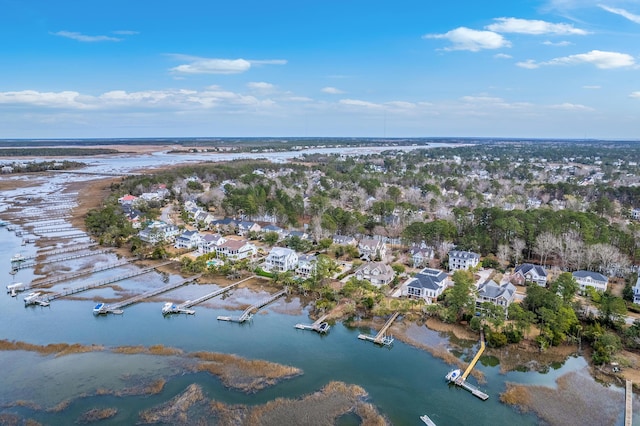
[25,258,144,290]
[217,289,287,323]
[162,275,255,315]
[358,312,399,346]
[95,274,202,315]
[29,266,167,305]
[625,380,633,426]
[295,314,330,333]
[450,330,489,400]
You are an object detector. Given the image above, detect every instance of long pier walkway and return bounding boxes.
[27,259,146,290]
[461,329,486,380]
[12,249,113,270]
[625,380,633,426]
[28,266,165,305]
[358,312,399,346]
[162,275,255,315]
[96,274,202,315]
[217,289,287,323]
[451,330,489,401]
[20,243,98,261]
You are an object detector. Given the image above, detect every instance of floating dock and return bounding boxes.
[449,330,489,400]
[217,289,287,323]
[162,275,255,315]
[295,314,330,333]
[358,312,399,346]
[95,274,202,315]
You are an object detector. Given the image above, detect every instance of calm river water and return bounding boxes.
[0,146,636,425]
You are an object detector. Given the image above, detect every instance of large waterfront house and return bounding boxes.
[403,267,448,302]
[174,230,200,249]
[573,270,608,293]
[296,254,317,279]
[476,280,517,313]
[216,238,257,261]
[358,238,387,261]
[512,263,547,287]
[264,247,299,272]
[138,221,180,244]
[448,250,480,271]
[198,233,226,254]
[354,261,395,287]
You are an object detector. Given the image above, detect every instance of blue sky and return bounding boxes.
[1,0,639,139]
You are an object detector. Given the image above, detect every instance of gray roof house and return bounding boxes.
[448,250,480,271]
[476,280,517,311]
[403,268,448,302]
[409,243,434,268]
[512,263,547,287]
[573,270,608,292]
[354,262,395,287]
[633,276,640,305]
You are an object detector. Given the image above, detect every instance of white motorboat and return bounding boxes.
[93,302,106,315]
[11,253,26,262]
[420,414,437,426]
[445,368,461,382]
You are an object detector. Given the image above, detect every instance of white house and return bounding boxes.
[216,239,257,261]
[237,221,261,236]
[409,243,434,268]
[448,250,480,271]
[632,208,640,220]
[265,247,299,272]
[476,280,517,312]
[403,268,448,302]
[138,221,180,244]
[354,262,395,287]
[358,238,387,261]
[296,254,317,279]
[633,276,640,305]
[174,230,200,249]
[573,270,608,292]
[512,263,548,287]
[198,233,226,254]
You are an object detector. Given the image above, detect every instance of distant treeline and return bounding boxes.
[4,160,85,172]
[0,148,119,156]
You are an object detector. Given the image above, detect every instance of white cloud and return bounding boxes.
[113,30,139,35]
[543,40,572,46]
[51,31,121,42]
[322,87,345,94]
[630,91,640,98]
[339,99,382,108]
[516,59,540,69]
[549,102,594,111]
[171,58,252,74]
[494,53,512,59]
[169,56,286,75]
[518,50,635,69]
[247,82,275,92]
[424,27,511,51]
[547,50,635,68]
[599,4,640,24]
[286,96,313,102]
[0,90,92,108]
[486,17,588,35]
[583,85,601,89]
